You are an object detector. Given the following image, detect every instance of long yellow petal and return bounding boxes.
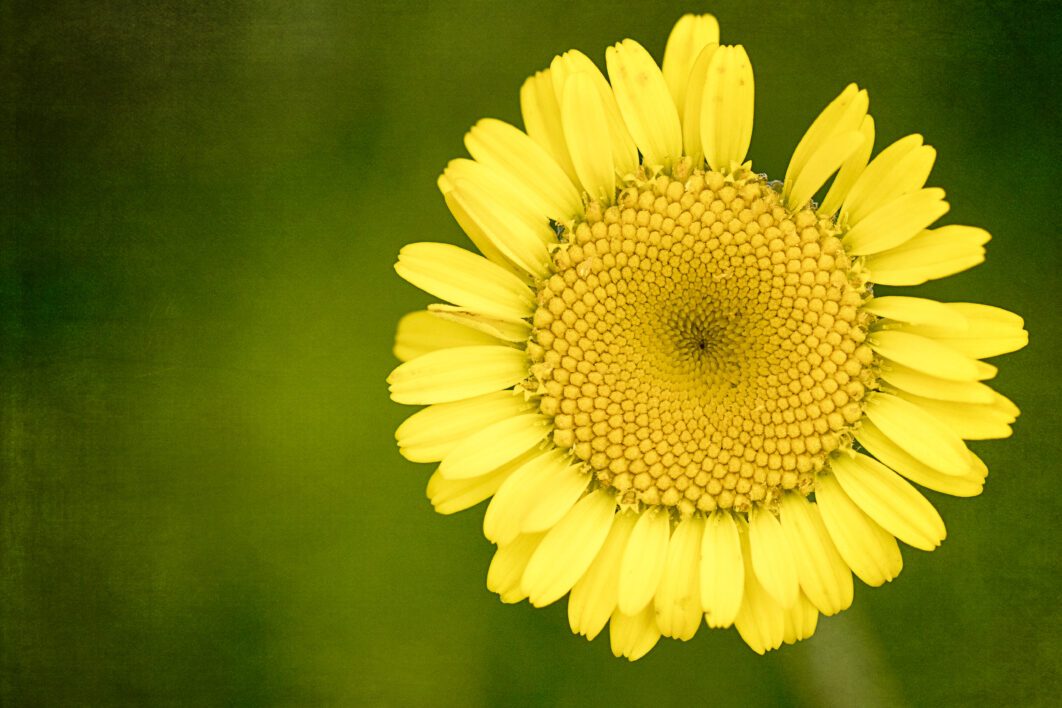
[830,452,946,551]
[733,530,784,654]
[748,504,799,609]
[465,118,584,221]
[607,39,683,170]
[448,178,553,279]
[522,489,617,607]
[568,510,638,640]
[700,510,744,628]
[863,224,989,285]
[520,69,580,186]
[487,531,546,603]
[437,413,551,480]
[387,345,529,405]
[815,471,903,586]
[899,303,1028,359]
[783,84,868,208]
[397,389,534,463]
[782,592,820,645]
[482,449,568,544]
[855,420,985,497]
[440,189,530,281]
[786,130,865,211]
[551,49,639,179]
[700,45,754,172]
[892,389,1016,440]
[862,391,974,474]
[393,310,503,362]
[426,304,532,343]
[561,71,616,203]
[863,295,968,328]
[442,158,556,245]
[617,507,670,615]
[661,13,720,115]
[609,603,661,661]
[818,114,875,217]
[840,134,926,225]
[843,188,950,255]
[878,361,997,404]
[395,242,536,322]
[426,448,540,515]
[681,42,720,165]
[653,515,704,640]
[869,329,996,381]
[780,494,854,616]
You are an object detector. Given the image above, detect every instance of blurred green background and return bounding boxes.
[3,0,1059,705]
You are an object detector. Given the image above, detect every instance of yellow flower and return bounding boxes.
[388,14,1027,659]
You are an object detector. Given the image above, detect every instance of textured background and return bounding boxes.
[3,0,1060,705]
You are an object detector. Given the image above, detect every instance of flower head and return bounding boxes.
[389,14,1027,659]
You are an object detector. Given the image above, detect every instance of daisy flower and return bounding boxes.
[388,13,1027,659]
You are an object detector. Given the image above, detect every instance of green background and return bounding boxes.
[3,0,1060,705]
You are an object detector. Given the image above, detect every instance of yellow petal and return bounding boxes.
[780,494,854,616]
[487,531,545,603]
[520,69,580,186]
[815,471,903,586]
[868,329,996,381]
[653,515,704,640]
[426,448,539,515]
[863,391,975,474]
[609,603,661,661]
[733,530,784,654]
[617,507,670,615]
[440,189,531,281]
[519,459,592,535]
[448,178,553,279]
[863,224,989,285]
[699,45,754,172]
[891,389,1016,440]
[700,510,744,628]
[899,303,1028,359]
[465,118,583,222]
[560,71,616,203]
[442,158,555,245]
[426,304,532,343]
[551,50,639,179]
[818,114,875,217]
[785,84,859,184]
[393,310,503,362]
[841,134,928,225]
[437,412,551,480]
[568,510,638,640]
[786,130,866,211]
[878,361,997,404]
[680,42,720,165]
[387,345,529,405]
[522,489,616,607]
[482,449,568,544]
[830,452,946,551]
[748,504,799,609]
[661,13,720,115]
[855,420,985,498]
[863,295,968,328]
[843,188,950,255]
[395,242,535,322]
[783,83,868,208]
[606,39,683,169]
[396,389,534,463]
[782,592,820,645]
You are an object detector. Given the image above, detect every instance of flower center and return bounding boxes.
[529,169,875,517]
